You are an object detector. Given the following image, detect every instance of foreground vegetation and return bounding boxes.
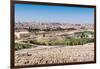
[29,38,94,46]
[15,31,94,50]
[29,31,94,46]
[15,43,33,50]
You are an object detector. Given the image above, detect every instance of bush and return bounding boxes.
[15,43,32,50]
[29,37,94,46]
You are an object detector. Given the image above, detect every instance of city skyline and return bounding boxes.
[15,4,94,24]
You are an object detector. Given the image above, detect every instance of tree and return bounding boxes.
[80,32,85,38]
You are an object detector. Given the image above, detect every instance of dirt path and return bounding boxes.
[15,43,94,66]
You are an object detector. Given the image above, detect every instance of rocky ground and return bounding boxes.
[15,43,94,66]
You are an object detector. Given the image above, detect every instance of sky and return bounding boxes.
[15,4,94,24]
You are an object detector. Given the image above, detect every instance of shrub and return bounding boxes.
[29,37,94,46]
[15,43,32,50]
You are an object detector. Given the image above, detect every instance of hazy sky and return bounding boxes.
[15,4,94,24]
